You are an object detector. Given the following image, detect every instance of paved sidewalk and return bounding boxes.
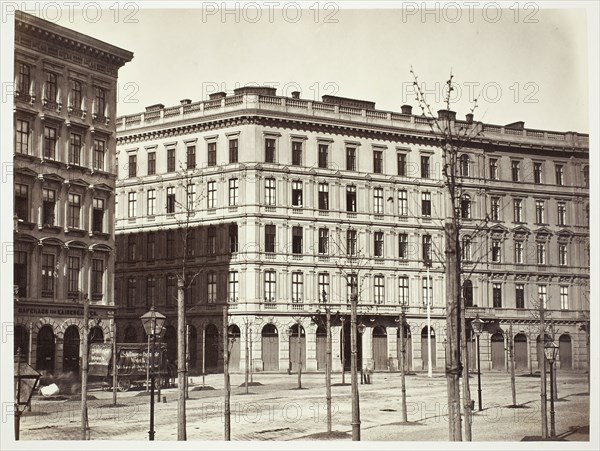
[16,370,590,443]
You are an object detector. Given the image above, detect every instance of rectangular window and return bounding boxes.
[185,145,196,170]
[146,276,156,306]
[515,241,524,264]
[207,273,217,303]
[128,235,137,261]
[187,228,196,257]
[515,284,525,309]
[491,240,501,263]
[229,178,239,206]
[187,183,196,211]
[347,230,357,256]
[265,138,276,163]
[493,283,502,308]
[291,272,303,302]
[42,188,56,226]
[538,285,547,308]
[347,273,358,302]
[264,270,276,302]
[318,183,329,210]
[147,233,155,260]
[462,237,472,261]
[422,192,431,217]
[166,274,176,305]
[511,160,520,182]
[537,243,546,265]
[92,259,103,296]
[318,228,329,254]
[559,244,567,266]
[229,139,238,163]
[229,271,239,303]
[128,154,137,178]
[374,187,384,214]
[44,126,57,159]
[15,183,29,222]
[398,276,409,305]
[17,63,30,94]
[94,86,106,117]
[70,79,82,111]
[69,133,82,165]
[398,234,408,260]
[318,273,330,301]
[67,256,80,294]
[555,164,564,186]
[45,72,57,103]
[489,158,498,180]
[15,119,30,154]
[374,275,385,304]
[208,142,217,166]
[147,189,156,216]
[397,153,407,177]
[229,224,238,253]
[422,234,432,263]
[291,181,303,207]
[265,225,276,253]
[41,253,55,297]
[373,150,383,174]
[92,198,105,233]
[490,197,500,221]
[535,200,545,224]
[374,231,384,257]
[206,181,216,209]
[68,193,81,229]
[533,162,543,184]
[346,185,357,212]
[292,141,302,166]
[513,199,523,222]
[346,147,356,171]
[265,178,276,205]
[93,139,105,171]
[166,186,176,213]
[167,148,176,172]
[318,143,328,169]
[398,190,408,216]
[560,286,568,310]
[422,276,433,305]
[292,226,303,254]
[128,192,137,218]
[126,277,137,307]
[557,202,566,226]
[207,227,216,254]
[420,155,430,179]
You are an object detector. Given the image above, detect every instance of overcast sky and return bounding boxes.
[36,3,596,132]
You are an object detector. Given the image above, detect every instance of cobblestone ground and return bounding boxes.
[18,370,590,442]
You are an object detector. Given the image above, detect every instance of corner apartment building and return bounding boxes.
[114,86,589,374]
[13,11,133,374]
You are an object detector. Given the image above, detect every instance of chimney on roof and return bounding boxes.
[505,121,525,129]
[209,92,227,100]
[180,99,192,105]
[437,109,456,122]
[291,91,300,99]
[465,113,474,124]
[401,104,412,115]
[145,104,164,112]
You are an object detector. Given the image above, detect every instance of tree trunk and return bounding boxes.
[81,294,89,440]
[459,261,472,440]
[445,222,462,441]
[223,306,231,440]
[177,277,187,440]
[509,322,517,406]
[245,321,250,394]
[326,308,332,433]
[350,295,360,441]
[399,314,408,423]
[539,306,548,438]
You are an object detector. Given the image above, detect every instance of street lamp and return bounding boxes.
[287,322,302,389]
[140,307,166,441]
[395,301,409,422]
[471,314,485,412]
[544,340,559,438]
[14,348,40,440]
